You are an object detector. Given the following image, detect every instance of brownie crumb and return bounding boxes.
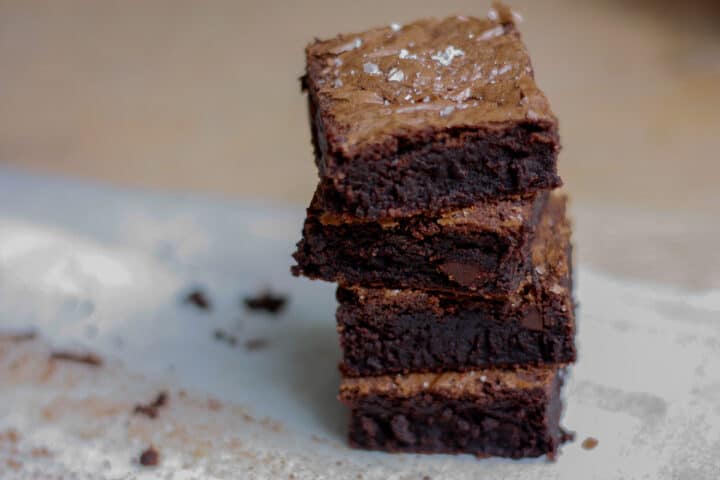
[243,290,287,314]
[50,351,103,367]
[582,437,599,450]
[183,289,211,311]
[561,428,576,443]
[1,330,37,342]
[139,446,159,466]
[261,417,284,432]
[244,338,269,351]
[0,429,21,443]
[6,458,22,471]
[213,329,238,347]
[133,391,168,419]
[31,447,52,458]
[207,398,222,411]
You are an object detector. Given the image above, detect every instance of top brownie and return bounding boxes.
[305,4,561,219]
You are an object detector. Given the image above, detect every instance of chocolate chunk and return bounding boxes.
[439,261,482,287]
[520,307,544,332]
[390,415,417,445]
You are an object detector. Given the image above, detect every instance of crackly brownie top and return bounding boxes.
[305,3,556,157]
[340,366,562,400]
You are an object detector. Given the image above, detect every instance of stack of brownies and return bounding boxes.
[293,4,576,459]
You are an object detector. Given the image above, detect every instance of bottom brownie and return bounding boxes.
[339,366,570,459]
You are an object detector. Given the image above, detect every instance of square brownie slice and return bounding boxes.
[336,195,574,376]
[339,366,571,459]
[304,5,561,219]
[336,278,574,377]
[293,192,554,296]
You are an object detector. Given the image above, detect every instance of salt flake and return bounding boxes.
[431,46,465,66]
[439,105,455,117]
[387,68,405,82]
[363,62,381,75]
[497,64,512,75]
[478,25,505,41]
[398,49,417,60]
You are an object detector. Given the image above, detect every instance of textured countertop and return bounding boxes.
[0,169,717,479]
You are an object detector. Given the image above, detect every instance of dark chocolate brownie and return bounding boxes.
[339,366,570,459]
[304,5,561,219]
[293,192,550,295]
[336,195,574,376]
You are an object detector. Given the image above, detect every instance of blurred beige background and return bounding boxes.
[1,0,719,288]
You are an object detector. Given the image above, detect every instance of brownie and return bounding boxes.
[339,366,570,459]
[336,195,574,376]
[337,281,574,376]
[304,5,561,219]
[293,192,548,294]
[293,192,551,295]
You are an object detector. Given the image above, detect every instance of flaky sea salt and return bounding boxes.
[431,46,465,66]
[398,49,417,60]
[439,105,455,117]
[478,25,505,41]
[331,37,363,54]
[387,68,405,82]
[363,62,381,75]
